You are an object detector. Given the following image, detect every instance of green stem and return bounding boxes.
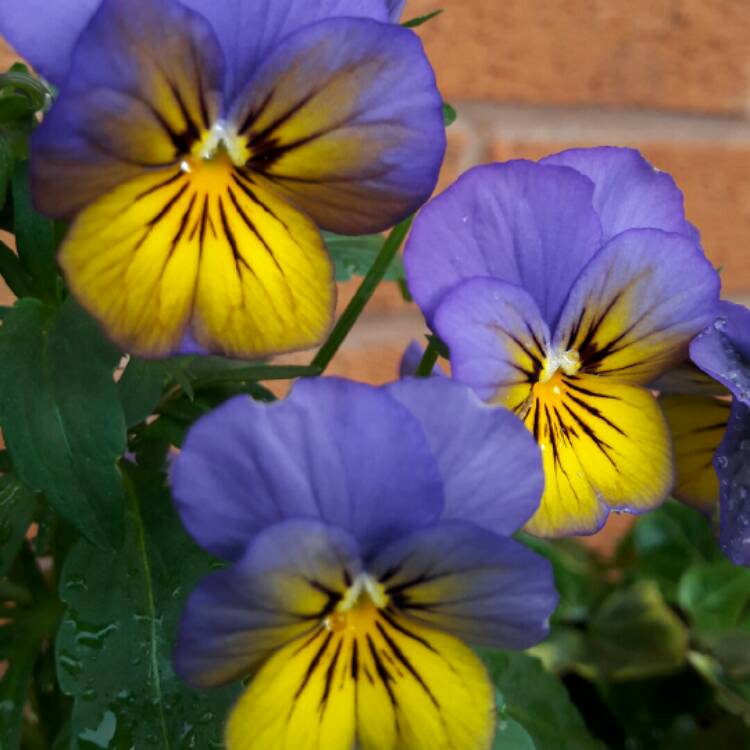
[190,364,321,387]
[312,216,414,372]
[415,338,440,377]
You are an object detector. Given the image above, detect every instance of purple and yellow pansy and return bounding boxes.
[170,377,557,749]
[404,147,722,537]
[0,0,445,359]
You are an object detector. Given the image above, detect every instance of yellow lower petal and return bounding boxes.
[523,373,673,537]
[59,157,334,358]
[661,394,729,512]
[225,604,494,750]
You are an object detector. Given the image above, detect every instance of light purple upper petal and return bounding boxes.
[0,0,101,84]
[404,161,603,329]
[371,521,557,649]
[542,147,700,244]
[170,378,444,562]
[433,277,551,402]
[230,17,445,234]
[183,0,389,100]
[716,401,750,567]
[30,0,225,218]
[386,377,544,535]
[691,301,750,406]
[175,519,362,688]
[0,0,389,94]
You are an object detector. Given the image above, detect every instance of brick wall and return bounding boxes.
[1,4,748,552]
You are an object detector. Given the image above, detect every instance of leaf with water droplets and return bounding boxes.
[57,463,238,749]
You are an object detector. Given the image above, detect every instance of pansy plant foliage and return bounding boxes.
[405,148,722,537]
[171,377,557,749]
[0,0,445,359]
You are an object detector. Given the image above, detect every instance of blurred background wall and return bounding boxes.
[0,2,748,549]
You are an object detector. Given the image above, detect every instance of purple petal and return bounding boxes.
[690,301,750,406]
[183,0,389,100]
[542,147,700,243]
[404,161,603,329]
[31,0,224,218]
[171,378,444,562]
[387,0,408,21]
[716,401,750,567]
[230,17,445,234]
[175,519,362,688]
[553,228,720,385]
[433,277,551,403]
[371,521,557,649]
[0,0,101,84]
[386,377,544,535]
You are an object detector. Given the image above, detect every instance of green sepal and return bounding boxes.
[403,9,444,27]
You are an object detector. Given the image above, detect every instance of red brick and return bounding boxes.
[409,0,750,116]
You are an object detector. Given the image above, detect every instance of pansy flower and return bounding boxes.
[690,301,750,564]
[405,147,721,537]
[171,377,557,749]
[0,0,445,358]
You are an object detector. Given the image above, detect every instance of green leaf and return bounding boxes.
[11,160,59,302]
[0,596,63,750]
[402,9,444,27]
[323,231,404,282]
[678,561,750,632]
[520,535,609,624]
[481,650,603,750]
[118,357,172,428]
[0,299,126,549]
[0,237,33,298]
[57,464,238,749]
[0,131,13,211]
[494,714,537,749]
[0,475,37,575]
[629,500,722,602]
[589,581,689,680]
[443,102,458,127]
[689,651,750,723]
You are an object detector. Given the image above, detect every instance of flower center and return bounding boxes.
[539,348,581,384]
[324,573,388,634]
[187,120,250,168]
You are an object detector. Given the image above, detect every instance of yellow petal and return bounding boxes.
[59,158,334,358]
[523,373,673,537]
[661,395,729,512]
[225,605,495,750]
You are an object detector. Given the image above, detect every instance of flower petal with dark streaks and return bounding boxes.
[58,158,335,358]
